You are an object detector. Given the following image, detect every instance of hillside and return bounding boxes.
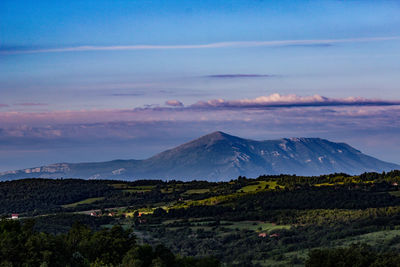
[2,171,400,266]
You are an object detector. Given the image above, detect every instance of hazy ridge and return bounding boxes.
[1,131,399,181]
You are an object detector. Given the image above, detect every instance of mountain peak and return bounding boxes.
[193,131,238,144]
[1,133,399,181]
[205,131,230,137]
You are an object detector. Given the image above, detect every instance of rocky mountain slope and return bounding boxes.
[1,131,399,180]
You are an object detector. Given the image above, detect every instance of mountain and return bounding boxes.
[1,131,399,181]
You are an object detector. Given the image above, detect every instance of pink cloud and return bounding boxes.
[0,95,399,166]
[165,100,184,107]
[1,94,400,128]
[1,93,400,170]
[191,93,400,108]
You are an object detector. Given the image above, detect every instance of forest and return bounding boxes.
[0,219,219,267]
[1,171,400,266]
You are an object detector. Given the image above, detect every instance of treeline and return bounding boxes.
[0,179,177,215]
[0,219,220,267]
[0,179,113,215]
[155,187,400,222]
[257,170,400,187]
[32,214,114,234]
[2,171,400,216]
[234,187,400,210]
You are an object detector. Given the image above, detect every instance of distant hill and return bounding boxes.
[1,131,399,181]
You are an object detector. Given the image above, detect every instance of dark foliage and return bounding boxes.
[31,214,114,234]
[0,219,220,267]
[235,187,400,210]
[0,179,113,215]
[306,244,400,267]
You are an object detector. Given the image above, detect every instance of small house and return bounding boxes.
[11,214,19,220]
[258,233,267,238]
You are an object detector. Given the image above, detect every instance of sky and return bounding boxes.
[1,0,400,171]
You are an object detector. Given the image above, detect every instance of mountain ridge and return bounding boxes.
[1,131,399,181]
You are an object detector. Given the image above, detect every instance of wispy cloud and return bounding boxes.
[2,36,399,55]
[111,93,146,97]
[0,104,9,108]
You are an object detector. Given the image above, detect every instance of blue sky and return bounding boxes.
[0,0,400,171]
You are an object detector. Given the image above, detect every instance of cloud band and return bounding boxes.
[1,36,399,55]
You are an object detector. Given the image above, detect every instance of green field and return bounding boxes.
[183,188,210,195]
[62,197,105,208]
[122,188,152,193]
[314,179,375,187]
[222,220,290,232]
[151,219,291,237]
[110,183,130,189]
[314,182,344,187]
[238,180,283,193]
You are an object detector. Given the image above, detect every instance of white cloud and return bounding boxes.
[2,36,399,55]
